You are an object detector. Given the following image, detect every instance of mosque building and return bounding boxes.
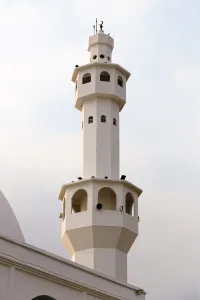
[0,22,146,300]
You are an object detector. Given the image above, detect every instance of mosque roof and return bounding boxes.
[0,190,25,242]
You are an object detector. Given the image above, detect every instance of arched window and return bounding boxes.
[113,118,117,126]
[72,189,88,213]
[82,73,91,84]
[125,193,135,216]
[101,115,106,123]
[100,71,110,82]
[98,187,116,210]
[88,116,93,124]
[32,296,56,300]
[118,76,123,87]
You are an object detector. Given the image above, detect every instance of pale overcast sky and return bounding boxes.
[0,1,199,299]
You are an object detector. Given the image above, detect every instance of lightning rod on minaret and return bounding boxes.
[96,18,98,34]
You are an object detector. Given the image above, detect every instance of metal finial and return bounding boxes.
[99,21,103,31]
[96,18,98,34]
[93,19,98,34]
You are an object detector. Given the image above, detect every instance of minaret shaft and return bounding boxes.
[82,96,119,179]
[72,248,127,282]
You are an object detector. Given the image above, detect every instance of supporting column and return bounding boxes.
[6,266,15,300]
[72,248,127,282]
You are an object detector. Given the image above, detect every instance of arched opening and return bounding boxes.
[72,189,88,213]
[100,71,110,82]
[98,187,116,210]
[118,76,123,87]
[88,116,93,124]
[82,73,91,84]
[101,115,106,123]
[125,193,135,216]
[113,118,117,126]
[32,296,56,300]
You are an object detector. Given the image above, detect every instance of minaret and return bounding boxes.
[59,21,143,283]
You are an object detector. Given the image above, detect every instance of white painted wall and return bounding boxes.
[82,97,120,179]
[12,270,82,300]
[0,236,146,300]
[0,265,10,299]
[90,44,113,63]
[72,248,127,282]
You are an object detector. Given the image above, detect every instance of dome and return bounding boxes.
[0,190,25,242]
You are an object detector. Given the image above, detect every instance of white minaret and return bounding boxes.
[59,22,143,283]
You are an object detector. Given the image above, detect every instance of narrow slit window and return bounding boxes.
[113,118,117,126]
[101,115,106,123]
[118,76,123,87]
[88,116,93,124]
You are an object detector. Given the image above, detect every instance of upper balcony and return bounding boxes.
[72,63,131,111]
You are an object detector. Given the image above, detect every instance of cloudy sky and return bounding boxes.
[0,0,199,299]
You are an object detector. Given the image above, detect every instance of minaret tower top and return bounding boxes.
[59,22,143,285]
[89,20,114,64]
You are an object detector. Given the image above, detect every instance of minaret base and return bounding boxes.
[72,248,127,282]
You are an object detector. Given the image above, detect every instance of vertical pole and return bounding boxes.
[96,18,98,34]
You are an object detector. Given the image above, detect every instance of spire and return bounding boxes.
[93,19,105,35]
[88,22,114,64]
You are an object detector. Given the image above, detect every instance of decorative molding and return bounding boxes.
[0,253,144,300]
[0,235,146,297]
[71,62,131,83]
[59,178,142,200]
